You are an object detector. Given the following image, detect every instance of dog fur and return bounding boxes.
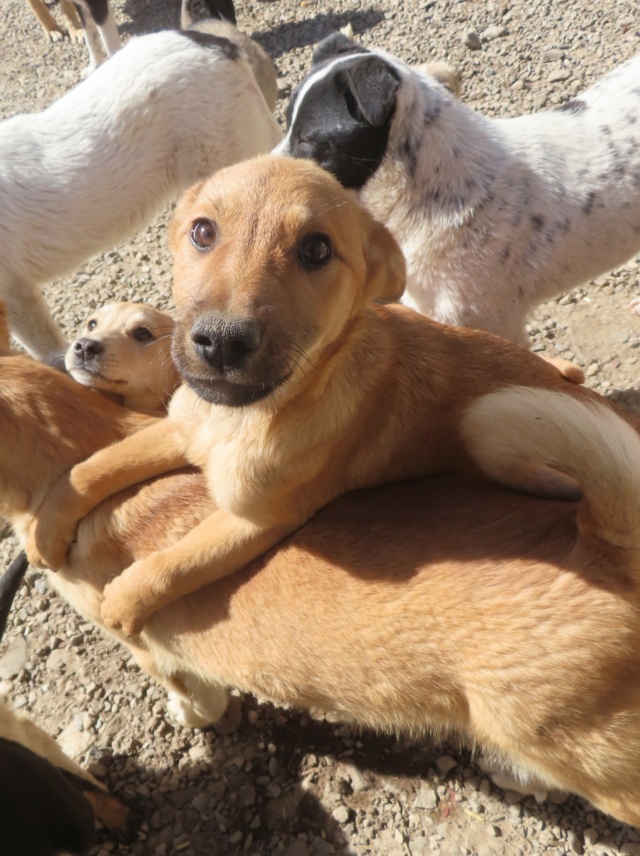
[277,35,640,344]
[65,302,179,412]
[26,0,120,75]
[28,156,636,637]
[0,29,281,359]
[3,332,640,823]
[181,0,278,111]
[0,550,133,853]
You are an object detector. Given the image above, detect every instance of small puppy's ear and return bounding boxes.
[364,220,406,303]
[312,32,366,66]
[344,57,400,127]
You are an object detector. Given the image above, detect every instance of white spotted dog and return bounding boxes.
[181,0,279,111]
[277,33,640,345]
[0,29,281,361]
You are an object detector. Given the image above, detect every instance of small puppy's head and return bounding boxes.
[275,34,402,190]
[65,302,179,412]
[169,155,405,407]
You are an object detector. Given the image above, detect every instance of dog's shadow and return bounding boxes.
[116,3,384,61]
[97,696,633,854]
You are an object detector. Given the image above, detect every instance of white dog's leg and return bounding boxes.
[97,7,120,58]
[167,684,229,728]
[3,278,67,358]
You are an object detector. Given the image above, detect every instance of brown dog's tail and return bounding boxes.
[461,387,640,552]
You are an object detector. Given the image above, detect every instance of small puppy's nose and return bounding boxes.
[73,338,103,361]
[190,315,261,372]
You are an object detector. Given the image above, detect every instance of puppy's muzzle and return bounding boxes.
[72,338,104,362]
[190,314,261,374]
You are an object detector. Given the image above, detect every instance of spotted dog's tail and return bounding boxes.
[462,387,640,552]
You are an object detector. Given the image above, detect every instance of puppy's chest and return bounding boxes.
[189,416,286,516]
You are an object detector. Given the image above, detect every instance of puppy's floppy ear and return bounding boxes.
[363,218,406,303]
[312,32,367,66]
[343,56,400,127]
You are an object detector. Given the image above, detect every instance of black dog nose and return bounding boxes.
[73,338,103,361]
[190,315,261,372]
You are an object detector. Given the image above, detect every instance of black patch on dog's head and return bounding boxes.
[282,50,401,190]
[179,29,239,60]
[0,738,96,856]
[312,32,369,67]
[556,99,587,115]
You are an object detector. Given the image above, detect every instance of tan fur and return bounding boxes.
[2,347,640,824]
[65,302,179,413]
[27,156,635,636]
[26,0,82,43]
[413,59,462,98]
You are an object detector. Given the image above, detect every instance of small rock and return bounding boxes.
[533,93,549,110]
[584,829,599,847]
[0,636,28,679]
[268,756,279,777]
[284,841,309,856]
[436,756,458,775]
[488,825,502,837]
[464,31,481,51]
[57,720,95,758]
[482,25,508,40]
[549,68,571,82]
[413,785,438,810]
[568,830,584,855]
[332,806,350,824]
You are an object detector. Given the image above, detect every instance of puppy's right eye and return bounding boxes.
[87,319,97,331]
[299,233,333,270]
[190,219,217,250]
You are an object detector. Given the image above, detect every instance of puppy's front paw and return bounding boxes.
[25,519,71,571]
[100,569,151,637]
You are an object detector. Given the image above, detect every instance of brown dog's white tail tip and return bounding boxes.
[339,22,354,39]
[461,387,640,550]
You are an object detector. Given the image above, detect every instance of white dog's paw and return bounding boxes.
[166,687,229,728]
[628,297,640,316]
[477,759,568,805]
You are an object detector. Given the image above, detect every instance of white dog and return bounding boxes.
[278,34,640,344]
[0,29,281,359]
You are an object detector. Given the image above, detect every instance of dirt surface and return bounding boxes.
[1,1,640,854]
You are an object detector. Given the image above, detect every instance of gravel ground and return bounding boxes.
[1,1,640,854]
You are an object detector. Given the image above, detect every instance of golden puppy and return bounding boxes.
[65,302,179,413]
[3,344,640,826]
[27,156,631,636]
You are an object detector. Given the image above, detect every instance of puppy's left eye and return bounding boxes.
[190,219,217,250]
[299,233,333,270]
[133,326,153,342]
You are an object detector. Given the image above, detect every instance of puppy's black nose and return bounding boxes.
[190,315,261,372]
[73,338,103,361]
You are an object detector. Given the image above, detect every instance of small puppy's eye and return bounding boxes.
[133,326,153,342]
[299,233,333,270]
[87,319,97,331]
[190,219,217,250]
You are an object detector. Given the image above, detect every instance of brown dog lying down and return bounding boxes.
[64,302,179,413]
[5,347,640,826]
[28,155,633,636]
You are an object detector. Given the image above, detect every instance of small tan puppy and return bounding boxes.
[27,156,628,636]
[65,302,179,413]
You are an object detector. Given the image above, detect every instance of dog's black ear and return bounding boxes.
[312,32,367,66]
[343,56,401,127]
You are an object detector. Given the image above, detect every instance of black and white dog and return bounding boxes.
[277,34,640,345]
